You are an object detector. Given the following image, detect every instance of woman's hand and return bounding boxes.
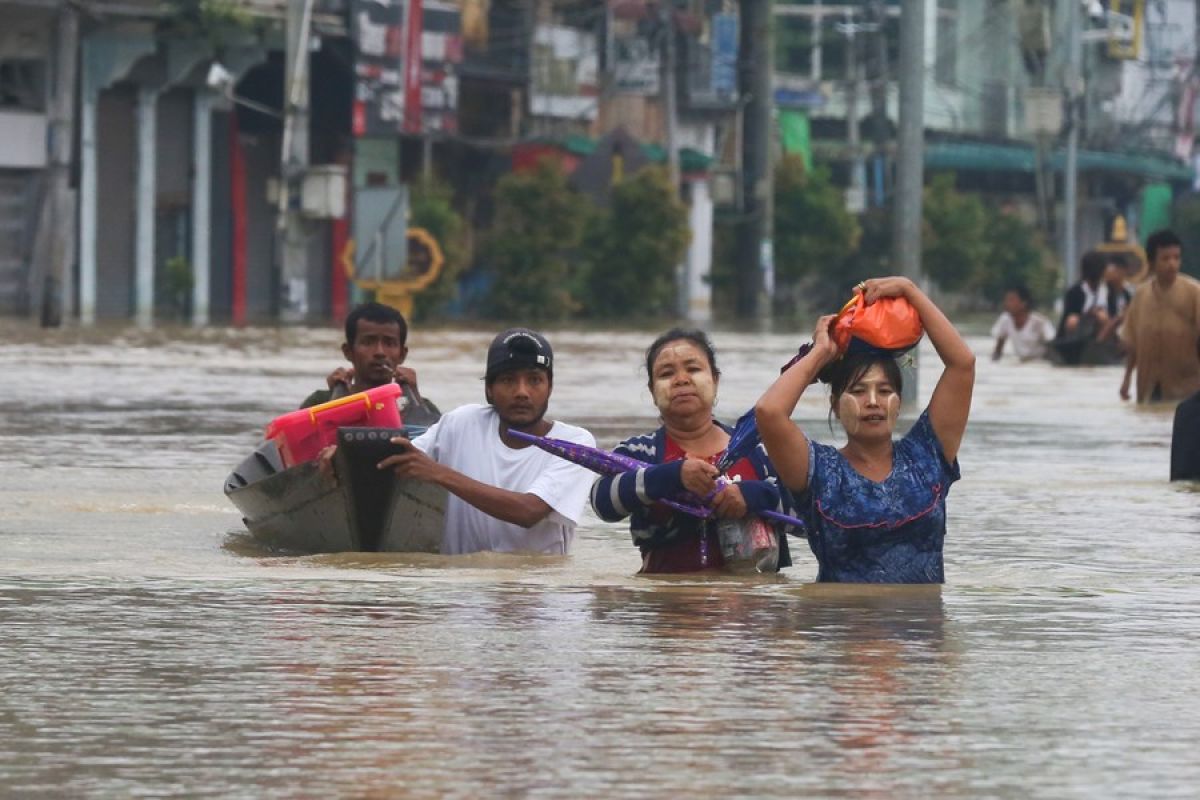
[811,314,839,361]
[680,457,719,496]
[711,481,748,519]
[860,276,914,304]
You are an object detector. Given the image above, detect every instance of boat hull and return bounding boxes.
[224,441,447,554]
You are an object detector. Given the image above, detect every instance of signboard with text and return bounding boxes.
[352,0,405,137]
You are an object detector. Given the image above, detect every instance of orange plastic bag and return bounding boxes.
[831,290,924,356]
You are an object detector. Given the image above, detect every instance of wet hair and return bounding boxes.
[820,353,904,430]
[644,328,720,387]
[1080,251,1108,284]
[344,302,408,346]
[1006,284,1033,308]
[1146,229,1183,264]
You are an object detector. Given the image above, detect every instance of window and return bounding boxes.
[0,59,45,112]
[935,0,957,87]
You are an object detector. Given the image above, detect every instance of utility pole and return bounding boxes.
[894,0,924,405]
[737,0,773,320]
[279,0,314,321]
[837,10,872,214]
[659,1,684,316]
[38,5,78,326]
[1061,0,1083,287]
[660,2,680,191]
[868,0,889,208]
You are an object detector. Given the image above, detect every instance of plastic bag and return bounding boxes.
[717,516,780,574]
[832,291,924,357]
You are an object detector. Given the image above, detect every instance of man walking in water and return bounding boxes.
[378,328,596,555]
[1120,229,1200,403]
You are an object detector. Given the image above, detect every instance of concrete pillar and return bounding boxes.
[79,91,98,326]
[685,179,713,323]
[135,86,158,328]
[191,91,212,326]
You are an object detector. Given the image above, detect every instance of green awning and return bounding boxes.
[924,141,1193,181]
[1051,150,1194,181]
[925,142,1039,172]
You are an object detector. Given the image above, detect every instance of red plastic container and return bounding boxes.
[265,383,403,468]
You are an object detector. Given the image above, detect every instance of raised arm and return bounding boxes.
[862,277,975,462]
[754,315,840,492]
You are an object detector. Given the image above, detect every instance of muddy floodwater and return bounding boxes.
[2,321,1198,798]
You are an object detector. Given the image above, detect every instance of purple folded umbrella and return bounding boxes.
[508,429,805,530]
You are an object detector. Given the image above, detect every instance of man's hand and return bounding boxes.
[680,457,719,496]
[393,365,419,390]
[377,437,445,483]
[317,444,338,485]
[711,481,748,519]
[326,367,354,391]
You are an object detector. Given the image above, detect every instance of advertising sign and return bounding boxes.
[352,0,405,137]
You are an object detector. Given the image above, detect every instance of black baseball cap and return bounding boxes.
[485,328,553,381]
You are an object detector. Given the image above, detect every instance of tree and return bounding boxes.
[978,208,1058,306]
[579,167,690,319]
[921,173,989,293]
[408,178,468,321]
[163,0,257,46]
[481,159,588,321]
[773,156,861,311]
[1171,193,1200,279]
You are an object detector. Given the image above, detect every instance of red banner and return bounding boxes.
[403,0,424,134]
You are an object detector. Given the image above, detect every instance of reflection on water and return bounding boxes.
[2,320,1200,797]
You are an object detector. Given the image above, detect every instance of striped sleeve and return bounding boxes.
[590,434,685,521]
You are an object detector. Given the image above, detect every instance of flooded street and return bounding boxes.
[2,319,1198,798]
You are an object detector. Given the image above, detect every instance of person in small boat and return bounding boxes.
[990,284,1055,361]
[589,329,793,574]
[755,276,975,583]
[1094,259,1133,347]
[378,328,597,556]
[1120,229,1200,403]
[300,301,439,423]
[1057,251,1109,340]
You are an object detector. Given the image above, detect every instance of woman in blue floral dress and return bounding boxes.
[755,276,976,583]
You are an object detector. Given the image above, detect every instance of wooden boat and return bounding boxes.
[1045,336,1124,367]
[224,428,447,554]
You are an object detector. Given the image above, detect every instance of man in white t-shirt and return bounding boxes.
[379,328,596,555]
[991,285,1056,361]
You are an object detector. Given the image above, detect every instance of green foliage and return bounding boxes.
[162,255,193,319]
[164,0,256,46]
[1171,195,1200,279]
[843,208,894,284]
[977,209,1059,306]
[921,173,990,292]
[482,158,588,321]
[409,178,468,321]
[708,217,739,319]
[579,167,690,319]
[773,155,861,311]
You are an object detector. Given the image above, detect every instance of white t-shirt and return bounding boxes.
[411,404,596,555]
[991,311,1056,360]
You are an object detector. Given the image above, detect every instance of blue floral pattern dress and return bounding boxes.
[796,410,960,583]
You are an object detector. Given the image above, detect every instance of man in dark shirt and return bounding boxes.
[1058,250,1110,338]
[301,302,439,424]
